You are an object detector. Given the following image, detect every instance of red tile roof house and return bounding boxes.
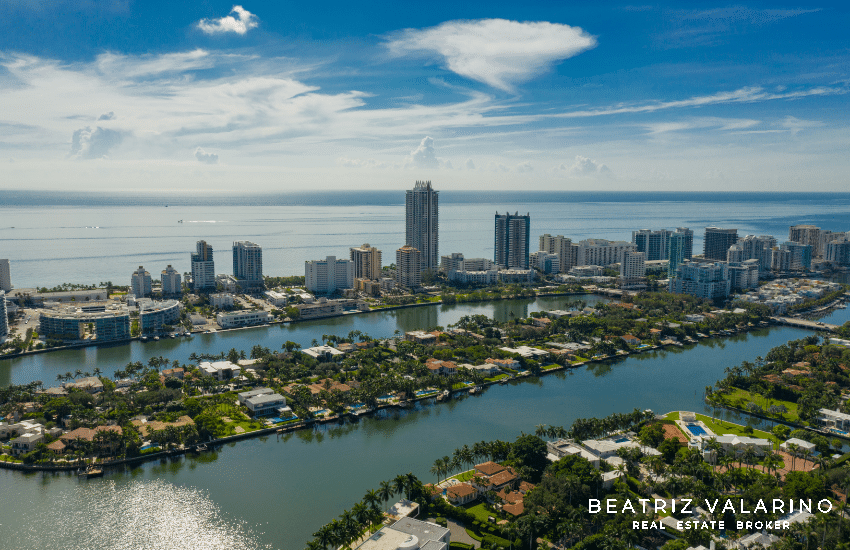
[620,335,640,346]
[60,425,123,453]
[446,483,478,505]
[472,462,518,492]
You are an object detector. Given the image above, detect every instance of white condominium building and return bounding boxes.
[619,250,646,280]
[130,266,152,298]
[576,239,636,267]
[232,241,263,289]
[191,240,216,291]
[305,256,354,294]
[161,265,182,296]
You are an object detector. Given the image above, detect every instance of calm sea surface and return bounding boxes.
[2,191,850,550]
[2,191,850,288]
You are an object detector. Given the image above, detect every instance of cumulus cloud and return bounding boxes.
[194,147,219,164]
[557,155,611,176]
[98,111,116,121]
[69,126,122,159]
[465,158,475,170]
[407,136,440,169]
[515,161,533,173]
[386,19,596,92]
[197,6,258,35]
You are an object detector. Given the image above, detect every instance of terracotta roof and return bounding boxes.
[518,481,535,493]
[131,416,194,437]
[475,461,505,476]
[47,440,66,452]
[61,425,122,442]
[502,502,524,516]
[497,488,523,504]
[447,483,477,498]
[489,469,518,487]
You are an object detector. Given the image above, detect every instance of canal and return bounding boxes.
[0,316,824,550]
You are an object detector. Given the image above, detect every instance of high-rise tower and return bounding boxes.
[495,212,530,269]
[405,181,438,273]
[191,240,215,291]
[233,241,263,290]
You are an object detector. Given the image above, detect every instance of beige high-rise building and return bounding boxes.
[396,245,422,289]
[538,235,576,273]
[161,265,182,296]
[405,181,438,273]
[789,225,820,253]
[350,244,382,280]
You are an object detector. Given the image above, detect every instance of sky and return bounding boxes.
[0,1,848,192]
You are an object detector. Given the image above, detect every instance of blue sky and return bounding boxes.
[1,1,847,191]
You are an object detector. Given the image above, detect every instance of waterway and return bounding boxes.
[0,295,609,387]
[0,317,827,550]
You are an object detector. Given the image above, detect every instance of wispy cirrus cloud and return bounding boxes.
[662,6,821,47]
[385,19,596,92]
[197,6,258,36]
[557,84,849,119]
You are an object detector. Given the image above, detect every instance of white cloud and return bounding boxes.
[558,85,849,119]
[98,111,116,121]
[386,19,596,92]
[69,126,122,159]
[515,161,533,173]
[197,6,258,35]
[194,147,219,164]
[465,158,475,170]
[557,155,611,176]
[407,136,439,169]
[779,116,824,134]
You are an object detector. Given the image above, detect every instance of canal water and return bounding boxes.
[0,295,609,387]
[0,318,823,550]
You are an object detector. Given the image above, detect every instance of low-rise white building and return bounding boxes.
[244,393,287,417]
[199,361,241,380]
[264,290,288,307]
[210,293,235,309]
[302,345,345,360]
[216,310,270,328]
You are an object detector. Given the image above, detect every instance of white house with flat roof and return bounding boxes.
[199,361,241,380]
[818,408,850,431]
[11,431,43,455]
[238,387,275,405]
[216,310,270,329]
[499,345,549,359]
[244,393,287,417]
[713,435,772,456]
[355,518,449,550]
[302,345,345,360]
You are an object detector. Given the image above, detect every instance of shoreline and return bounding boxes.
[0,290,595,361]
[0,326,773,474]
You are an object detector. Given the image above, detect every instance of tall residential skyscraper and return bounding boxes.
[350,244,382,280]
[191,240,215,291]
[161,265,182,296]
[728,235,777,273]
[667,228,694,277]
[703,227,738,260]
[130,266,152,298]
[233,241,263,289]
[495,212,530,269]
[0,259,10,292]
[405,181,439,273]
[632,229,673,261]
[538,235,576,272]
[396,245,422,289]
[0,290,8,339]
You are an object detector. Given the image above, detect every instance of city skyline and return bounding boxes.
[0,2,847,192]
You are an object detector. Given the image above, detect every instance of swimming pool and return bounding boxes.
[687,423,708,436]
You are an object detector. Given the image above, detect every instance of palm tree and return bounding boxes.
[393,474,407,498]
[378,480,393,505]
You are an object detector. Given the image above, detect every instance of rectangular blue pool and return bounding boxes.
[687,423,707,436]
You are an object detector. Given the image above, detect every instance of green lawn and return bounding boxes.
[484,373,509,382]
[462,502,496,523]
[694,413,780,445]
[664,411,680,421]
[718,388,802,423]
[449,469,475,482]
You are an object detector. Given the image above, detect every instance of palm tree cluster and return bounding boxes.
[429,441,512,483]
[568,409,655,441]
[306,473,421,550]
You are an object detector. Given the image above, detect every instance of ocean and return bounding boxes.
[2,190,850,288]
